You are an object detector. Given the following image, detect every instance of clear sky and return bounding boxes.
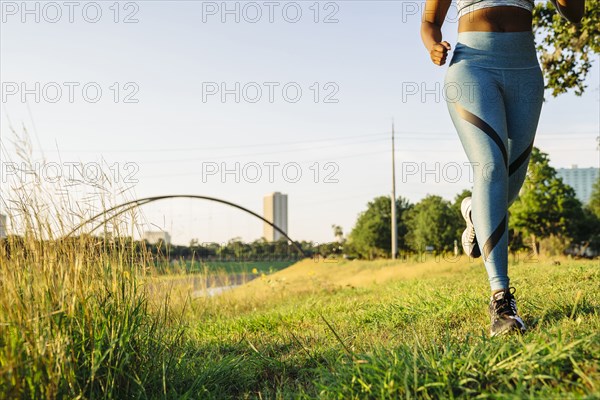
[1,1,599,245]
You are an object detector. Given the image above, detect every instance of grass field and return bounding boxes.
[1,241,599,399]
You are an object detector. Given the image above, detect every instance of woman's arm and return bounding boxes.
[552,0,585,23]
[421,0,452,66]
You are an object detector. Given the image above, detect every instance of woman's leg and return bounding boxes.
[445,63,510,292]
[446,63,530,336]
[505,67,545,205]
[445,31,540,336]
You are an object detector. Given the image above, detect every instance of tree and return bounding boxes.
[509,147,585,255]
[532,0,600,96]
[331,224,344,243]
[588,175,600,218]
[575,176,600,255]
[348,196,411,259]
[404,195,461,253]
[571,208,600,256]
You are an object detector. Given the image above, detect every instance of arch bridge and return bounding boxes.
[65,194,306,257]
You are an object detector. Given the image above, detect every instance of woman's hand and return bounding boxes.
[421,0,451,65]
[429,41,451,66]
[550,0,585,24]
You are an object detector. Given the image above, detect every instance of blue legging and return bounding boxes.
[445,31,544,291]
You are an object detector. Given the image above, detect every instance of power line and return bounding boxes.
[21,130,599,154]
[134,136,391,165]
[29,131,391,153]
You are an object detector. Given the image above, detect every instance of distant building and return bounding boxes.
[0,214,6,238]
[263,192,288,242]
[556,165,599,204]
[142,230,171,245]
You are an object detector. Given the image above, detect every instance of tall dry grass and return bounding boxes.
[0,129,196,398]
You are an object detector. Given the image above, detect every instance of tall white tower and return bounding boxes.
[391,121,397,259]
[263,192,288,242]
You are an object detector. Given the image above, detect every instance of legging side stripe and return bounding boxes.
[509,140,534,176]
[455,104,508,167]
[482,215,507,260]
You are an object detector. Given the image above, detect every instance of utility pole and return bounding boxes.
[391,121,398,259]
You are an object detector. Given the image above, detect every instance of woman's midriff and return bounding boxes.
[458,6,533,32]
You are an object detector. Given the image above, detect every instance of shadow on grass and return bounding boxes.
[526,303,600,329]
[184,327,599,399]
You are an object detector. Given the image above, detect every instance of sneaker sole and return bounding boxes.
[490,325,527,337]
[461,198,481,258]
[490,316,527,337]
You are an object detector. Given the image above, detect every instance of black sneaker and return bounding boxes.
[460,197,481,258]
[489,287,526,336]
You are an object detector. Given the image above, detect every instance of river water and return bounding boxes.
[190,273,259,298]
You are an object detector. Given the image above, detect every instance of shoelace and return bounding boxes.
[466,210,475,241]
[467,227,475,241]
[493,288,518,316]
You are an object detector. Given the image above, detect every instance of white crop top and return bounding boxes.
[456,0,535,18]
